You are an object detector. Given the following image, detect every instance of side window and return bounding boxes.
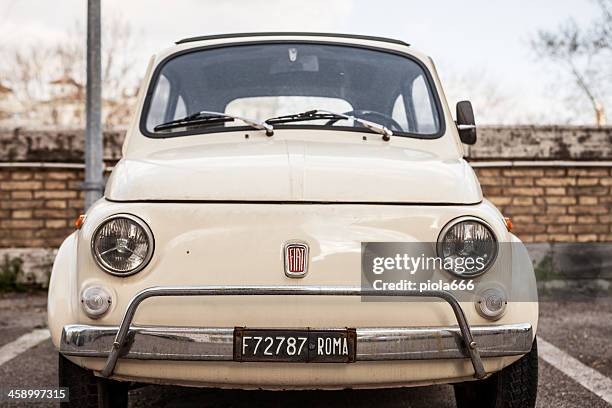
[411,75,437,133]
[174,95,187,120]
[391,95,409,130]
[146,75,171,130]
[146,75,187,130]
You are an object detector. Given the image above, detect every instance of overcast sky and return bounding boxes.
[0,0,603,124]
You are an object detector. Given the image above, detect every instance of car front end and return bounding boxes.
[48,33,539,405]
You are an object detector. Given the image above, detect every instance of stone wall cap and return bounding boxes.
[0,125,611,162]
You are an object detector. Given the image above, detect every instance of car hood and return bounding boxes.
[105,138,482,204]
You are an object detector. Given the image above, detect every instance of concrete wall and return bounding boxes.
[467,125,612,160]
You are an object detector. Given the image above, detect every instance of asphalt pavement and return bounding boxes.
[0,292,610,407]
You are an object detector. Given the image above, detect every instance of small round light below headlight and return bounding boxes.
[475,286,507,320]
[91,214,154,276]
[437,217,498,278]
[81,286,112,318]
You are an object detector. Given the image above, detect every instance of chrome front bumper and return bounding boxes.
[60,285,534,380]
[61,323,533,360]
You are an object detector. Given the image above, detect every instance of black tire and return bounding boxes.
[454,337,538,408]
[59,354,129,408]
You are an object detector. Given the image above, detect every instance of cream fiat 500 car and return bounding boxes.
[49,33,538,407]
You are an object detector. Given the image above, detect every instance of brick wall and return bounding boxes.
[0,126,611,251]
[0,127,121,250]
[1,165,609,248]
[0,168,84,248]
[475,167,611,242]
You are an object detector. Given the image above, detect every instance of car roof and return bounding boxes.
[175,32,410,47]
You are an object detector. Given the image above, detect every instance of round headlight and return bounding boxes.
[91,214,154,276]
[437,216,498,278]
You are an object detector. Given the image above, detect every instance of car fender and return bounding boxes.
[47,231,79,349]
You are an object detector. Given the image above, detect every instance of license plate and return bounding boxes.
[234,328,356,363]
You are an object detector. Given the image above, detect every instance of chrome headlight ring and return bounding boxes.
[91,214,154,276]
[436,216,498,278]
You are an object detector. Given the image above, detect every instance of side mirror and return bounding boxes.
[456,101,477,145]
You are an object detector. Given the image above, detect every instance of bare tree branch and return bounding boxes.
[531,2,611,125]
[0,15,139,127]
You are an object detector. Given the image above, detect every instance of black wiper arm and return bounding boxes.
[154,111,274,136]
[265,110,346,125]
[265,109,392,141]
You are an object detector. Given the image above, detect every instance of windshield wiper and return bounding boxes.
[154,111,274,136]
[265,109,392,141]
[265,110,346,125]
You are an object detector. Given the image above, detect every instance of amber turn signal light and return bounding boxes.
[75,214,86,229]
[503,217,513,232]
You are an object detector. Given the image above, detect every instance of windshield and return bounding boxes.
[143,43,442,138]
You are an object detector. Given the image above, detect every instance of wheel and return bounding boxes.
[454,337,538,408]
[59,354,129,408]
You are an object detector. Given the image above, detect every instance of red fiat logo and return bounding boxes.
[284,242,309,277]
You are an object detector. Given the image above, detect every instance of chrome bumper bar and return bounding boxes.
[62,323,532,360]
[63,286,531,379]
